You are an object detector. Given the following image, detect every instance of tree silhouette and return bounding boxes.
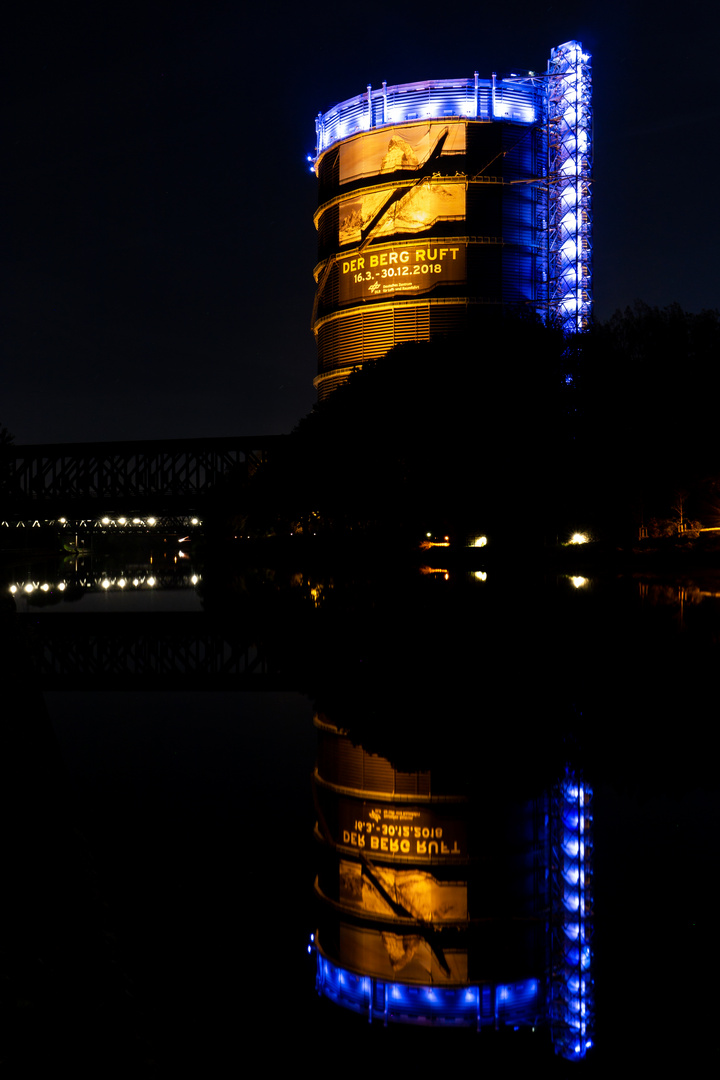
[242,312,573,543]
[575,302,720,536]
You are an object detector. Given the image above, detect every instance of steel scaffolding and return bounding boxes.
[547,42,593,333]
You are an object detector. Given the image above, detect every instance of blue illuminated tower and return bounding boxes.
[547,42,593,333]
[310,40,593,398]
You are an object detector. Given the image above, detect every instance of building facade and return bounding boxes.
[310,41,592,399]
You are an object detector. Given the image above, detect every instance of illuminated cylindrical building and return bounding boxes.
[311,41,592,399]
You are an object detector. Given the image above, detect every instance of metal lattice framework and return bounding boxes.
[547,41,593,332]
[548,769,594,1059]
[4,436,280,511]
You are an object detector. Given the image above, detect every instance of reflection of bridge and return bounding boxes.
[19,612,284,690]
[4,436,281,515]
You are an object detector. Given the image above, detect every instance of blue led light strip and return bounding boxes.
[313,76,545,161]
[546,42,593,333]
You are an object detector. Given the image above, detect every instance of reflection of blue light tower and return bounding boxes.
[547,42,593,333]
[309,717,595,1055]
[549,770,594,1058]
[309,768,595,1055]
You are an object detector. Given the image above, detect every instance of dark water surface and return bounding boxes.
[5,560,719,1074]
[44,690,316,1072]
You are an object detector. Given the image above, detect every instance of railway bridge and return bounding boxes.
[1,435,280,520]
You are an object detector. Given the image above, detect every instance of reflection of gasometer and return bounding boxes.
[369,808,381,822]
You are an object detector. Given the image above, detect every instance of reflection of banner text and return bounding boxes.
[343,827,461,857]
[336,799,466,858]
[339,243,466,303]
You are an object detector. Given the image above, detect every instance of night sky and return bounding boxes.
[2,1,718,445]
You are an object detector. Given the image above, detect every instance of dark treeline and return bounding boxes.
[576,302,720,539]
[218,303,720,548]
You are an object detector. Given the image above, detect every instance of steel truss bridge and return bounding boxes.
[2,435,281,517]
